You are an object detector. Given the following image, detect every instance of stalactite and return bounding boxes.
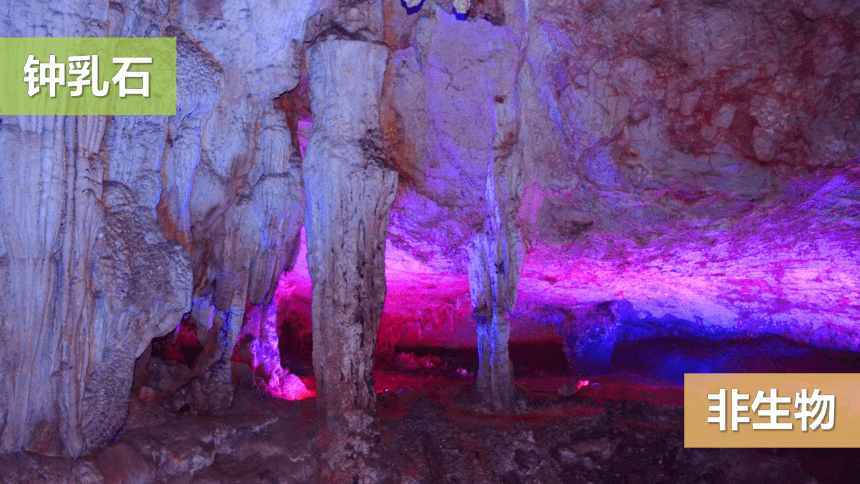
[185,101,305,409]
[0,112,193,456]
[0,0,314,460]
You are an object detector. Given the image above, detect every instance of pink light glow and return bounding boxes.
[260,368,315,401]
[274,167,860,355]
[238,299,315,401]
[277,230,559,352]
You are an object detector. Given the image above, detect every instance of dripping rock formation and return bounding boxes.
[0,0,858,482]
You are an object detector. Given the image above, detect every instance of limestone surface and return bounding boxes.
[303,36,398,481]
[0,0,313,457]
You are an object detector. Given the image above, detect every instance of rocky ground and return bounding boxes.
[4,365,856,484]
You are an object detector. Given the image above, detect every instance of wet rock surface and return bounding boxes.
[0,383,835,484]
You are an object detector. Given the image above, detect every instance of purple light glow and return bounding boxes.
[274,164,860,354]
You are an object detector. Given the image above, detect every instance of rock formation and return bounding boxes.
[381,0,860,358]
[1,0,312,457]
[0,0,859,476]
[467,95,525,411]
[0,1,193,457]
[239,301,313,400]
[302,1,398,478]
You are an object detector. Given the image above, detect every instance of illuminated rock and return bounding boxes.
[380,0,860,358]
[0,0,312,457]
[241,302,314,401]
[303,9,397,478]
[1,0,860,466]
[453,0,471,17]
[467,95,525,411]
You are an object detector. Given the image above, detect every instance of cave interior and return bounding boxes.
[1,0,860,482]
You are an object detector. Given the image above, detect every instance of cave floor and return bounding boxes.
[3,368,857,484]
[5,337,860,483]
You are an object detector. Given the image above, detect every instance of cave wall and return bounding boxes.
[513,0,860,352]
[378,0,860,354]
[0,0,316,456]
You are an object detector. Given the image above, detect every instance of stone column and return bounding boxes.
[468,96,524,412]
[303,11,396,479]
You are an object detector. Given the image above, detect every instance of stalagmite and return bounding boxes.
[303,0,396,478]
[468,96,524,412]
